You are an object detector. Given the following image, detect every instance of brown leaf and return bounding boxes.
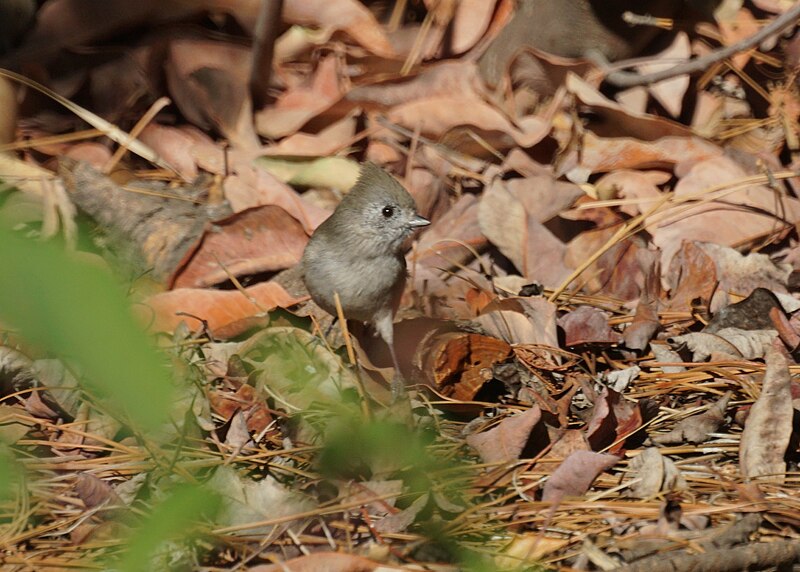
[668,329,777,361]
[255,55,345,139]
[347,60,483,108]
[415,193,485,269]
[138,123,216,181]
[478,178,572,285]
[594,170,670,217]
[248,552,394,572]
[566,131,723,176]
[627,447,686,499]
[696,243,792,312]
[541,451,620,502]
[165,38,258,149]
[475,297,559,348]
[653,156,800,270]
[450,0,498,53]
[636,32,692,118]
[258,114,357,158]
[171,206,308,289]
[739,343,793,483]
[584,388,643,453]
[466,406,544,464]
[564,222,644,300]
[652,391,731,445]
[566,73,695,140]
[224,160,332,233]
[541,428,591,462]
[623,249,661,351]
[142,282,303,333]
[388,96,548,148]
[74,473,122,509]
[558,306,623,346]
[283,0,395,58]
[63,143,112,170]
[662,241,717,313]
[208,383,275,437]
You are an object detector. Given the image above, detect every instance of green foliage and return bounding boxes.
[116,485,220,572]
[0,225,173,430]
[317,418,434,482]
[0,445,22,503]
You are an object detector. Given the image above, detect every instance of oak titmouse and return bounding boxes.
[301,163,429,381]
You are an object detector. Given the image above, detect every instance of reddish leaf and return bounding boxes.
[466,406,544,464]
[541,451,620,502]
[143,282,303,333]
[171,206,308,289]
[558,306,622,346]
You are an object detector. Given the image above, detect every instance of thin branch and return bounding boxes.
[604,4,800,88]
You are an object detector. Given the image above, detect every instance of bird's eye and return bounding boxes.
[382,206,395,217]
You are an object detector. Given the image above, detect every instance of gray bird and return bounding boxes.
[301,163,430,386]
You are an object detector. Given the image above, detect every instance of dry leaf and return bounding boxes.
[143,282,303,334]
[739,343,793,483]
[541,451,620,502]
[466,406,544,464]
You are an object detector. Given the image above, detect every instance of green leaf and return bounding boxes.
[118,485,220,572]
[0,227,172,430]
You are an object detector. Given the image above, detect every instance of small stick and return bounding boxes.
[604,3,800,88]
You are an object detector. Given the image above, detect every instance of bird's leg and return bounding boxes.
[374,309,406,401]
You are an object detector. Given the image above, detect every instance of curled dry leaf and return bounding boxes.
[465,406,544,464]
[584,387,643,453]
[739,343,793,483]
[474,297,559,348]
[627,447,687,499]
[142,281,303,334]
[170,205,309,288]
[419,330,512,401]
[652,391,732,445]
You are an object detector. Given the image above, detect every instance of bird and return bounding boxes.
[301,162,430,391]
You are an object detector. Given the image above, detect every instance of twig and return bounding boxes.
[604,4,800,88]
[249,0,283,109]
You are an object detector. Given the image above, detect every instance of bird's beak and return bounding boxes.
[409,214,430,228]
